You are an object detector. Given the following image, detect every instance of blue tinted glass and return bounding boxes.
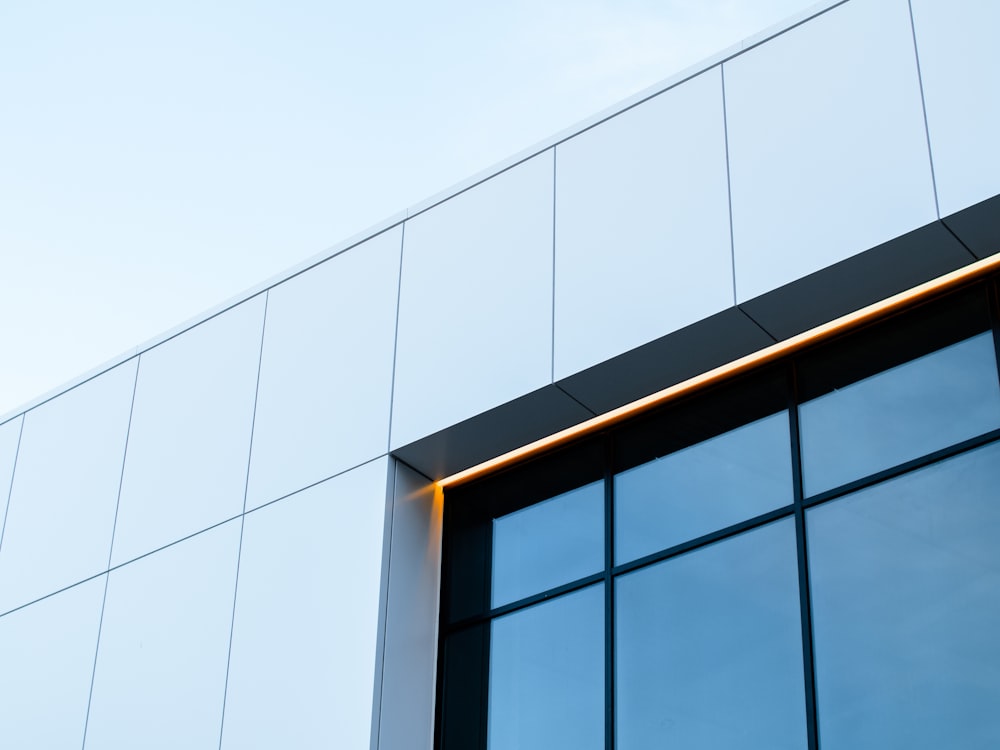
[615,412,792,563]
[488,584,604,750]
[799,332,1000,495]
[616,519,806,750]
[808,441,1000,749]
[492,481,603,607]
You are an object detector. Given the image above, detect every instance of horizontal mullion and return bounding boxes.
[611,504,795,578]
[440,433,1000,638]
[802,428,1000,510]
[442,571,606,636]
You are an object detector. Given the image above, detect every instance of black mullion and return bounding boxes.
[478,517,494,750]
[610,504,794,578]
[433,516,448,750]
[604,437,615,750]
[802,427,1000,510]
[988,280,1000,389]
[434,273,1000,750]
[443,571,607,635]
[789,362,820,750]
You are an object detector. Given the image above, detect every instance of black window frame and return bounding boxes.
[435,275,1000,750]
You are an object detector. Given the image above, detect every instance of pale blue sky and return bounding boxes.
[0,0,811,416]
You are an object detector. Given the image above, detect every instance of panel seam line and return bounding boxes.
[0,414,26,557]
[81,356,141,749]
[553,383,598,417]
[906,0,941,220]
[551,147,558,383]
[720,64,739,307]
[218,290,270,750]
[387,223,407,452]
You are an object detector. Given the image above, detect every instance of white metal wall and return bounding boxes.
[0,0,996,746]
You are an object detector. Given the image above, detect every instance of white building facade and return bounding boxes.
[1,0,998,747]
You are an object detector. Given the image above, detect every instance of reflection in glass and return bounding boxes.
[489,584,604,750]
[808,441,1000,749]
[492,481,603,607]
[615,412,792,563]
[616,519,806,750]
[799,332,1000,495]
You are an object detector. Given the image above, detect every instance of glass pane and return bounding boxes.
[799,331,1000,495]
[616,519,806,750]
[615,411,792,563]
[808,441,1000,749]
[492,481,603,607]
[488,584,604,750]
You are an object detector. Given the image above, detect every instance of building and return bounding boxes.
[1,0,998,747]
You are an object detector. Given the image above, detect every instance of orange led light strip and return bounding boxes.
[438,252,1000,490]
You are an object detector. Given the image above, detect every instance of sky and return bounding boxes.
[0,0,813,417]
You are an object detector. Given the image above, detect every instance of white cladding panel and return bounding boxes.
[247,229,401,509]
[111,296,265,566]
[2,3,998,749]
[391,152,555,449]
[554,68,734,379]
[911,0,1000,217]
[221,458,390,750]
[0,361,136,614]
[726,0,937,303]
[84,520,241,749]
[377,461,442,750]
[0,577,105,748]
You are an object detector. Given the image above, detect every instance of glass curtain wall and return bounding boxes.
[437,280,1000,750]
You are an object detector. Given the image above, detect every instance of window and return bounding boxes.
[436,279,1000,750]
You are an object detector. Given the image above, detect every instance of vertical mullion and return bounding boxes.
[479,519,494,750]
[987,280,1000,390]
[604,436,615,750]
[433,502,451,750]
[789,363,820,750]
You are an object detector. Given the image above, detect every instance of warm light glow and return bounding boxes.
[437,254,1000,489]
